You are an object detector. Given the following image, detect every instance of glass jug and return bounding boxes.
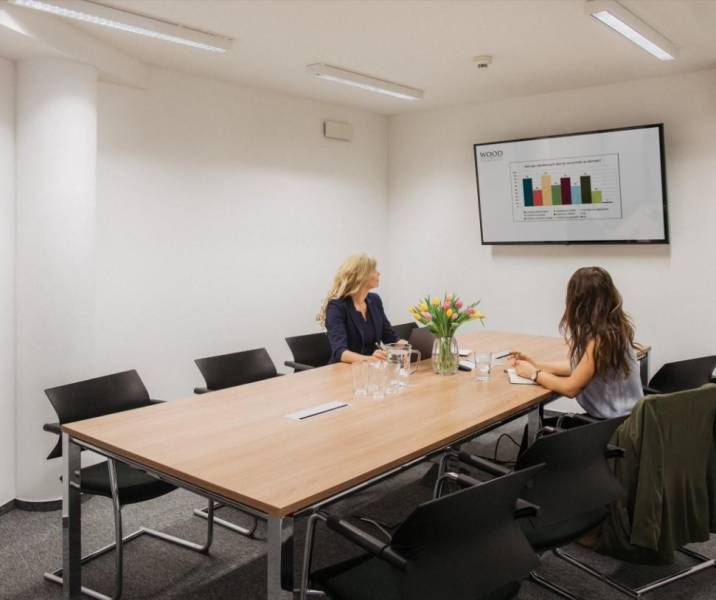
[384,343,421,390]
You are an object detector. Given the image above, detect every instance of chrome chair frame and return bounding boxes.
[44,458,214,600]
[552,546,716,599]
[193,500,262,538]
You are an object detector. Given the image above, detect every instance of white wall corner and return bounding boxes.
[0,4,148,88]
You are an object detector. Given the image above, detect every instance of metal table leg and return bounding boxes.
[526,405,543,446]
[62,433,82,599]
[267,515,294,600]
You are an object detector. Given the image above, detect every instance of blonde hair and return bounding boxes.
[317,254,378,325]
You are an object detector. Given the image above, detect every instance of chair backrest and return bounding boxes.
[408,326,435,360]
[649,355,716,394]
[392,321,417,343]
[194,348,278,391]
[515,417,625,531]
[285,332,331,368]
[45,369,152,459]
[389,465,542,600]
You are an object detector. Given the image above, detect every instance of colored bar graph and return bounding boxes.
[534,189,543,206]
[551,184,562,205]
[580,176,592,204]
[593,190,602,204]
[571,186,581,204]
[541,175,552,205]
[560,178,572,205]
[522,178,534,207]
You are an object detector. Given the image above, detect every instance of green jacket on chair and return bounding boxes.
[596,383,716,564]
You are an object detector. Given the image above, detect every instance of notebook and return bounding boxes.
[506,368,537,385]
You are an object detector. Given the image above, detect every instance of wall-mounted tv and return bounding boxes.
[473,124,668,245]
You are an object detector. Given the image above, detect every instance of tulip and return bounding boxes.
[467,307,475,315]
[422,312,433,321]
[443,302,451,310]
[419,302,428,312]
[451,313,458,320]
[445,293,453,301]
[446,308,453,318]
[455,299,463,309]
[431,297,440,306]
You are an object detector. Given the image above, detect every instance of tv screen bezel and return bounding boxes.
[473,123,669,245]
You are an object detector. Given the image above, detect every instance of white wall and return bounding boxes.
[95,68,389,400]
[386,69,716,375]
[15,58,97,500]
[0,58,15,506]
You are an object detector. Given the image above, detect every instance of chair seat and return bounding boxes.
[522,507,608,552]
[80,461,176,506]
[313,554,522,600]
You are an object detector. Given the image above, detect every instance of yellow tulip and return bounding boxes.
[431,297,440,306]
[419,302,428,311]
[472,310,485,320]
[446,308,453,318]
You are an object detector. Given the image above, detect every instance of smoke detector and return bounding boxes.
[473,55,493,69]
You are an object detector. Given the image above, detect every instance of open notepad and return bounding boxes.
[505,368,537,385]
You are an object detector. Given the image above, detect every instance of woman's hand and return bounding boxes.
[372,349,387,360]
[508,351,535,367]
[514,359,537,381]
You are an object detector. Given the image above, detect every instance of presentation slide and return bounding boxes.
[474,125,667,244]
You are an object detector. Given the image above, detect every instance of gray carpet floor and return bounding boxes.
[1,420,715,600]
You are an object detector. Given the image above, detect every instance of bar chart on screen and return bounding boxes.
[510,153,623,223]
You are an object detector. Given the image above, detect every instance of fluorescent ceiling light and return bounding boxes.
[586,0,678,61]
[6,0,232,52]
[306,64,423,101]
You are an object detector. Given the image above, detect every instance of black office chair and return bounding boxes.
[299,465,544,600]
[454,416,626,600]
[192,348,280,536]
[193,347,279,394]
[285,332,332,372]
[43,370,213,600]
[392,321,418,342]
[645,355,716,394]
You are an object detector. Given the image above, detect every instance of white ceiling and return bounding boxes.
[5,0,716,114]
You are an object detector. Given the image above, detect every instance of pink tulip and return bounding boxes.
[467,307,475,315]
[422,312,432,321]
[455,299,463,309]
[451,313,458,320]
[443,302,451,310]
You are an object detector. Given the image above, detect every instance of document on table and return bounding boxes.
[506,368,537,385]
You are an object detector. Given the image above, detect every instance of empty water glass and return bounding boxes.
[352,361,369,396]
[367,360,388,399]
[475,352,492,382]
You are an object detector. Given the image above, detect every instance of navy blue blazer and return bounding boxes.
[325,293,398,363]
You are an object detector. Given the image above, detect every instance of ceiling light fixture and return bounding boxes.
[5,0,232,53]
[306,64,423,101]
[586,0,678,61]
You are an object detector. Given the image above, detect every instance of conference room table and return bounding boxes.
[59,329,635,599]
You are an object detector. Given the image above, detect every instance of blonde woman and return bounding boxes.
[318,254,401,364]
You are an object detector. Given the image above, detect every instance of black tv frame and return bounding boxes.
[473,123,669,245]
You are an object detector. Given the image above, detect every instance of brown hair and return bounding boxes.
[559,267,637,378]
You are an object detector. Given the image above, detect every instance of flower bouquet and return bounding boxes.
[409,294,485,375]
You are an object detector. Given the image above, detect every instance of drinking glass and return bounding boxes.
[352,361,369,396]
[475,352,492,382]
[367,360,388,399]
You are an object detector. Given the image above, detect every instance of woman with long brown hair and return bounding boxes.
[510,266,643,418]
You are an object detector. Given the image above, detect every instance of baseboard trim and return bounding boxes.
[15,498,62,512]
[0,498,15,517]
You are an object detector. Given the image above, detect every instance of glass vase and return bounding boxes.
[432,336,459,375]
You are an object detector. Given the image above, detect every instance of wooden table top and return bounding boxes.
[63,330,569,516]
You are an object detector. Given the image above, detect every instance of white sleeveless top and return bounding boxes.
[576,347,643,419]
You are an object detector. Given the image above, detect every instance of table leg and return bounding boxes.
[62,433,82,599]
[266,515,294,600]
[526,406,543,446]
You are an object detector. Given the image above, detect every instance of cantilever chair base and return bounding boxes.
[553,546,716,599]
[43,522,213,600]
[193,500,264,538]
[529,569,581,600]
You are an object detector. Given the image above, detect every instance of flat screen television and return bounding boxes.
[473,124,668,244]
